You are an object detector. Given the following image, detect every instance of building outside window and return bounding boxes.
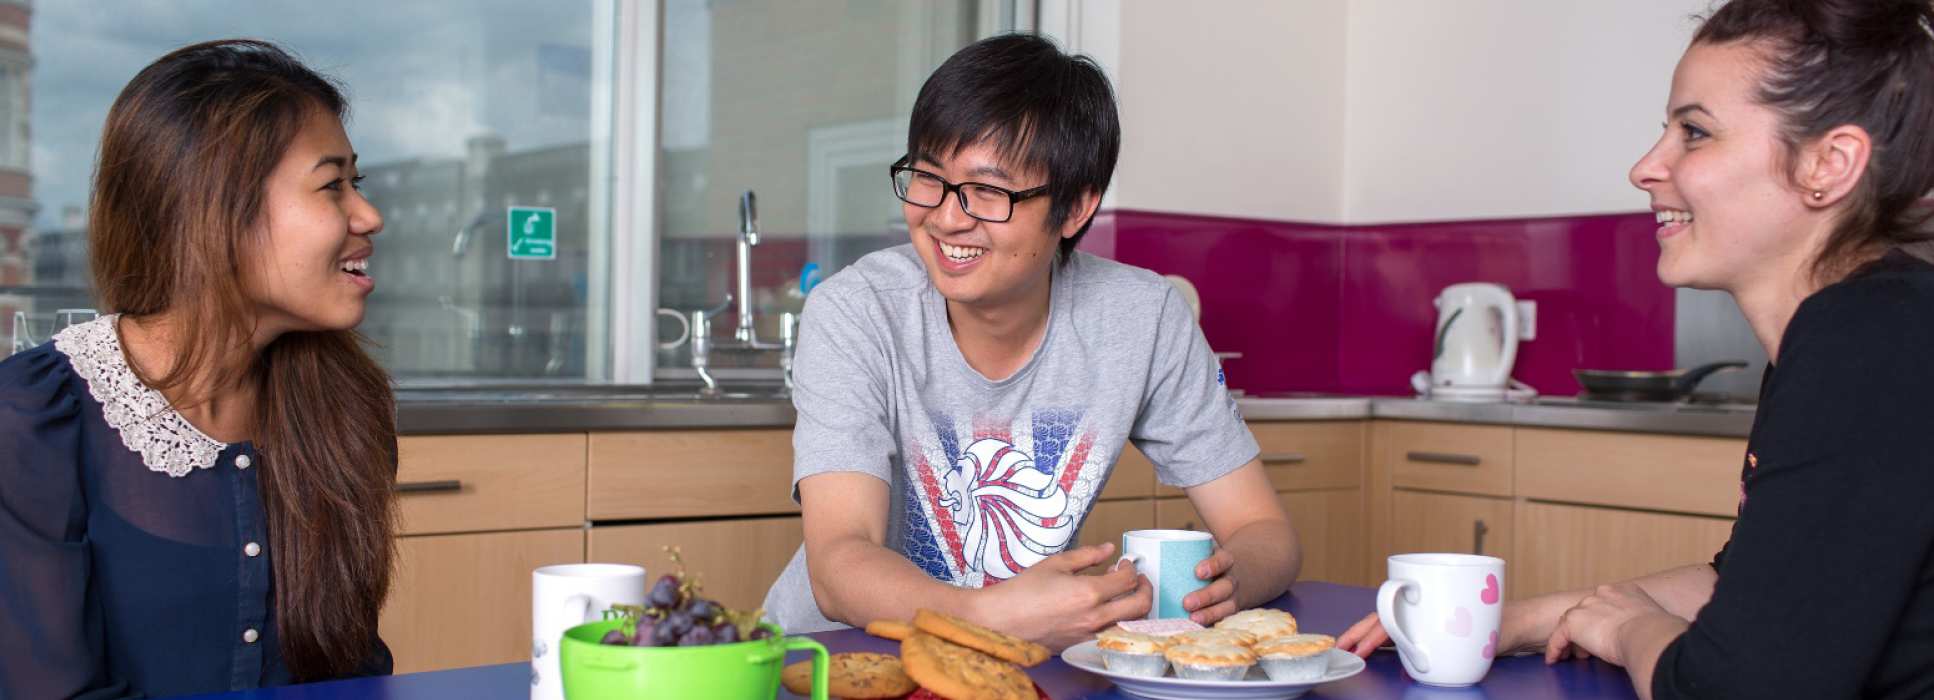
[6,0,1018,385]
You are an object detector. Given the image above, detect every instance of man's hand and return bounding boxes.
[1181,548,1240,625]
[973,542,1153,651]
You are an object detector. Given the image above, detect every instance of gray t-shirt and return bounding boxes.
[761,245,1258,632]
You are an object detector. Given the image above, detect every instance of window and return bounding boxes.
[6,1,1020,385]
[10,1,613,382]
[649,0,1014,382]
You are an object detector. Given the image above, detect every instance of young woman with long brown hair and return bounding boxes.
[0,40,396,697]
[1340,0,1934,697]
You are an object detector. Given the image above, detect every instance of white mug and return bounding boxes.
[1377,553,1505,687]
[1118,529,1214,620]
[531,563,646,700]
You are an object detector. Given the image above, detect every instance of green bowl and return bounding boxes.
[559,619,828,700]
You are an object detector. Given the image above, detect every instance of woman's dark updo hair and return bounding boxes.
[1695,0,1934,277]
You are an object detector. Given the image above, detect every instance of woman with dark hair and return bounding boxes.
[1341,0,1934,697]
[0,40,395,697]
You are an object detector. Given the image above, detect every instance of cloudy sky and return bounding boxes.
[30,1,597,229]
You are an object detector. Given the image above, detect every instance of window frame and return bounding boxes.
[626,0,1031,384]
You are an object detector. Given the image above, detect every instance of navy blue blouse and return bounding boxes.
[0,316,389,699]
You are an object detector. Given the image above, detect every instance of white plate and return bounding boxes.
[1061,641,1365,700]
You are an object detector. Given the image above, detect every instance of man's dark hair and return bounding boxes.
[907,33,1120,266]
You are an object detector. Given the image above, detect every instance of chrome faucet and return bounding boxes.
[679,190,803,396]
[733,191,782,350]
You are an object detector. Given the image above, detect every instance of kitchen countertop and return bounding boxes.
[394,387,1755,439]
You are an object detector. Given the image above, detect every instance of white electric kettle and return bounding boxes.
[1410,283,1531,401]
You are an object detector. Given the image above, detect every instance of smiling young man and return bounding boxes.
[761,34,1299,649]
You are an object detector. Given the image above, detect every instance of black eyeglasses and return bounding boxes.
[889,155,1049,224]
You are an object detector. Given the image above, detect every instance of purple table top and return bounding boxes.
[174,582,1638,700]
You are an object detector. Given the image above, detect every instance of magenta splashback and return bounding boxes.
[1084,209,1675,396]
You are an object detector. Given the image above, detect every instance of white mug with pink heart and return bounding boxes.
[1376,553,1505,687]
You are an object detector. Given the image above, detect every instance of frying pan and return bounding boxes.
[1573,360,1749,402]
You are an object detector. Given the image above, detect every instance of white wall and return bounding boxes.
[1342,0,1707,223]
[1113,2,1349,222]
[1043,0,1710,224]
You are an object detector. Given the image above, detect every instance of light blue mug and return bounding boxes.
[1118,529,1214,620]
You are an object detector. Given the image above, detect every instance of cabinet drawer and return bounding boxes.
[380,528,585,673]
[588,430,798,520]
[1515,428,1746,517]
[588,517,804,611]
[395,434,587,535]
[1102,446,1157,500]
[1156,420,1364,496]
[1390,490,1514,564]
[1513,501,1734,599]
[1374,421,1513,497]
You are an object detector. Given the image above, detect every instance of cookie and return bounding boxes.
[900,632,1034,700]
[780,652,917,699]
[911,609,1050,667]
[865,619,916,641]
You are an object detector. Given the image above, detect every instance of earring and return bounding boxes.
[1812,191,1825,200]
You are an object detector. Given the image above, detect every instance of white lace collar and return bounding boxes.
[52,314,228,478]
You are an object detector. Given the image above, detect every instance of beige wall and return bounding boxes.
[1113,1,1348,222]
[1044,0,1709,224]
[1341,0,1705,223]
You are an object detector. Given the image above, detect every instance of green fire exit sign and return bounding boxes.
[507,206,556,260]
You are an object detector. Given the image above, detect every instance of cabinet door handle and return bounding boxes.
[395,479,463,494]
[1407,451,1482,466]
[1259,452,1307,465]
[1473,519,1490,555]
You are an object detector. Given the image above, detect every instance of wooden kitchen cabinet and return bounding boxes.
[1101,445,1157,501]
[1152,492,1368,587]
[395,434,587,535]
[1154,496,1203,532]
[1512,501,1734,599]
[1156,421,1365,497]
[380,528,585,674]
[587,516,805,612]
[1374,421,1514,497]
[1515,428,1746,518]
[587,430,799,520]
[1388,490,1514,572]
[1281,489,1368,586]
[1076,498,1156,574]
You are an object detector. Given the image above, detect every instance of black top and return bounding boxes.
[0,316,389,699]
[1654,251,1934,699]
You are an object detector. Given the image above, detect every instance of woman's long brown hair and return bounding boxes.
[89,39,397,681]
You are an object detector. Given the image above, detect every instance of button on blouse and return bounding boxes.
[0,315,391,698]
